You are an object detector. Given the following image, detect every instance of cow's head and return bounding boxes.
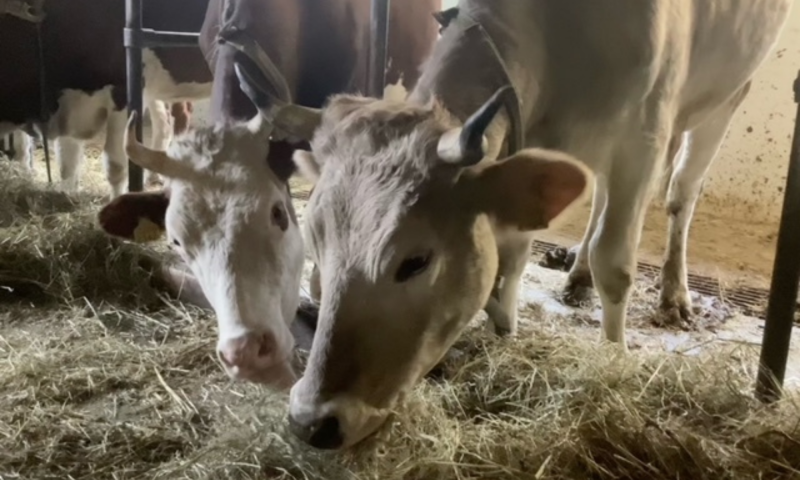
[97,109,306,390]
[265,87,589,449]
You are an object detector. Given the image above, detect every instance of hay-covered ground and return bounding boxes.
[2,138,800,480]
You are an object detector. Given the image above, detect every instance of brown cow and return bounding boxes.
[98,0,442,390]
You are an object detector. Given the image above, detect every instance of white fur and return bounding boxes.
[382,76,409,102]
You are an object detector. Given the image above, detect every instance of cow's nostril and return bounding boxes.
[218,348,235,368]
[308,416,343,450]
[289,413,344,450]
[257,332,275,358]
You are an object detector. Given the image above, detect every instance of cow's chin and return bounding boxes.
[339,343,465,448]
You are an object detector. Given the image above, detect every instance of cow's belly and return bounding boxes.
[676,0,791,128]
[142,49,213,103]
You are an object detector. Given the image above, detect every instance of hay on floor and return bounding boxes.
[1,160,799,480]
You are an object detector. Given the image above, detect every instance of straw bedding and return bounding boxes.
[1,160,799,480]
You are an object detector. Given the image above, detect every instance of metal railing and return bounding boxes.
[123,0,200,192]
[756,68,800,403]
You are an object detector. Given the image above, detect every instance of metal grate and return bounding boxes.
[530,240,771,318]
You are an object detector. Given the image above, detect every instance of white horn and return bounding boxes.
[437,85,513,167]
[124,112,196,179]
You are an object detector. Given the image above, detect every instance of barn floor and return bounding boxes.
[1,133,800,479]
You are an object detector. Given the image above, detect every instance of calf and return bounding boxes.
[248,0,791,449]
[97,0,442,389]
[6,100,196,184]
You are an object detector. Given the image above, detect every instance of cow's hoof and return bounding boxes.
[539,246,577,272]
[296,297,319,330]
[145,177,164,189]
[655,296,692,328]
[562,274,594,307]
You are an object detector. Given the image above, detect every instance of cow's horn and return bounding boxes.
[124,112,196,179]
[437,85,513,167]
[222,28,293,105]
[233,53,322,142]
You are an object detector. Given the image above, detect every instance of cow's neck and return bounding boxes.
[409,5,546,161]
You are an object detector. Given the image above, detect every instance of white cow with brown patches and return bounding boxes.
[99,109,307,388]
[248,0,791,449]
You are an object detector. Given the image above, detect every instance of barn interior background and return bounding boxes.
[3,1,800,479]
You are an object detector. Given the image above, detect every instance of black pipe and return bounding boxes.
[755,69,800,403]
[124,0,144,192]
[367,0,390,98]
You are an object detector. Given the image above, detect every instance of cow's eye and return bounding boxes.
[395,251,432,283]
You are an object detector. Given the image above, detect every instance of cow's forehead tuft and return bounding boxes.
[310,96,456,183]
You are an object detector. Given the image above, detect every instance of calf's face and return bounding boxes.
[99,113,304,390]
[286,95,589,449]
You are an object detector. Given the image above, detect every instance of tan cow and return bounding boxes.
[246,0,792,449]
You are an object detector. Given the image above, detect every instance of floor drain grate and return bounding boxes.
[531,240,771,319]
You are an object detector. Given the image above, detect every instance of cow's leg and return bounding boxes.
[55,136,84,192]
[310,264,322,303]
[590,121,672,349]
[171,102,191,135]
[563,175,607,306]
[145,100,171,187]
[660,82,751,325]
[486,231,535,336]
[16,132,36,172]
[102,109,129,198]
[10,131,27,165]
[23,132,38,171]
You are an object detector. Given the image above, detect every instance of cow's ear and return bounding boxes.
[97,191,169,242]
[468,148,590,231]
[292,150,320,184]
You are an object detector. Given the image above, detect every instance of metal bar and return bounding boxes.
[0,134,11,159]
[123,28,200,48]
[35,21,52,183]
[367,0,390,98]
[755,69,800,403]
[125,0,144,192]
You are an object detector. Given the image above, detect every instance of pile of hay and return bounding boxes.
[1,160,799,480]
